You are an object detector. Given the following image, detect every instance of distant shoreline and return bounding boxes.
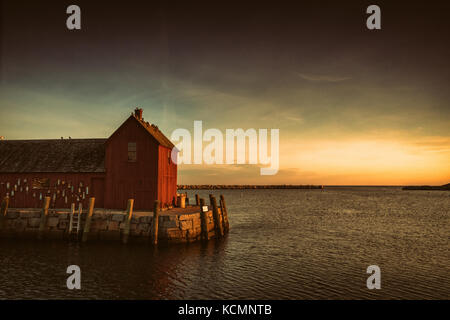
[402,183,450,191]
[178,185,324,190]
[177,184,450,190]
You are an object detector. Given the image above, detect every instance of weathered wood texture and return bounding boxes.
[209,194,224,237]
[199,198,209,241]
[38,196,51,239]
[0,196,9,229]
[220,194,230,232]
[152,200,160,244]
[81,197,96,242]
[121,199,134,244]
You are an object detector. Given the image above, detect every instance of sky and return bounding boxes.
[1,0,449,185]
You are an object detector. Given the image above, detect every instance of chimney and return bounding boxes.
[134,108,143,121]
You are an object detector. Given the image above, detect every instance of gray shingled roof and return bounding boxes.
[0,113,175,173]
[0,139,106,173]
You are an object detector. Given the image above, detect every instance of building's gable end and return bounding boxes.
[107,115,172,150]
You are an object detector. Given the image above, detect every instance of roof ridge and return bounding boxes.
[131,115,175,149]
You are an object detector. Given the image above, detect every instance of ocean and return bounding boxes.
[0,187,448,299]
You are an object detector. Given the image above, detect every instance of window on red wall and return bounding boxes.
[128,142,137,162]
[168,149,171,164]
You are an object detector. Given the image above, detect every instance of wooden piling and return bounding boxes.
[199,198,209,241]
[209,194,224,238]
[219,198,226,232]
[38,196,51,239]
[68,203,75,233]
[77,203,83,236]
[81,197,95,242]
[220,194,230,233]
[195,194,200,206]
[122,199,134,244]
[151,200,160,245]
[78,202,83,218]
[0,196,9,230]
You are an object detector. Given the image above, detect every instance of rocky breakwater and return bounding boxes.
[178,184,324,190]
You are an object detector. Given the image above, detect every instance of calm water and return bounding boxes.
[0,187,448,299]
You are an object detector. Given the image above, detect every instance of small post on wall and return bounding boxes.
[122,199,134,244]
[38,196,51,240]
[199,198,209,241]
[152,200,160,245]
[0,196,10,230]
[209,194,224,238]
[81,197,95,242]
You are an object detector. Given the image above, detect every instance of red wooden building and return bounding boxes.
[0,108,177,210]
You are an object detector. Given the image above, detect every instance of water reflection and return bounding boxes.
[0,188,449,299]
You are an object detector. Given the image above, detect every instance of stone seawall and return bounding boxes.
[0,206,224,243]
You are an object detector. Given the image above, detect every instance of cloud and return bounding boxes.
[296,72,351,83]
[410,136,450,153]
[259,111,304,124]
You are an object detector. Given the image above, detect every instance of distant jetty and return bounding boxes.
[178,184,324,190]
[402,183,450,191]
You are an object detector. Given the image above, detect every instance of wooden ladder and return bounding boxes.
[69,203,82,237]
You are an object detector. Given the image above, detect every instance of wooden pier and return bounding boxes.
[0,194,230,244]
